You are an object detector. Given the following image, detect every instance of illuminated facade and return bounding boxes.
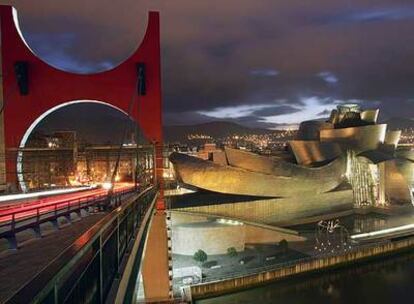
[18,141,154,190]
[170,104,414,210]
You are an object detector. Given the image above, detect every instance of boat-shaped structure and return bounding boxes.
[170,150,347,197]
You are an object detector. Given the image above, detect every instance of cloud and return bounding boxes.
[317,71,338,84]
[262,97,337,125]
[310,6,414,27]
[340,7,414,23]
[252,105,301,117]
[198,104,275,119]
[164,111,216,126]
[3,0,414,129]
[317,109,332,116]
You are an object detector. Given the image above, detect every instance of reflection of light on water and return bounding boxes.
[353,216,387,233]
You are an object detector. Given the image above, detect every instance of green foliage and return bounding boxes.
[279,239,288,253]
[227,247,238,257]
[193,249,208,264]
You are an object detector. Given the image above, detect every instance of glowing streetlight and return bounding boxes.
[102,182,113,190]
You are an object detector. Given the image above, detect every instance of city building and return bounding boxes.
[13,131,155,190]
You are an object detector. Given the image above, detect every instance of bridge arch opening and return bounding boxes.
[11,6,149,74]
[18,99,153,192]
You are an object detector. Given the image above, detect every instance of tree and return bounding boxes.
[227,247,238,257]
[193,249,208,264]
[279,239,288,254]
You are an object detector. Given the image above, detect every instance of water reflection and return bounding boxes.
[197,251,414,304]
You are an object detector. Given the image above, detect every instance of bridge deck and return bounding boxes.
[0,213,105,302]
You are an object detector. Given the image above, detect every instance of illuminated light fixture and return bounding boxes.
[102,182,113,190]
[216,218,243,226]
[350,223,414,240]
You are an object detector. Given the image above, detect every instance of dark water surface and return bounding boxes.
[196,251,414,304]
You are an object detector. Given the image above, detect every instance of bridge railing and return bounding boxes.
[4,186,157,304]
[0,187,136,248]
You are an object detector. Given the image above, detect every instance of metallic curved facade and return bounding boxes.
[396,149,414,162]
[170,152,347,197]
[170,103,412,207]
[384,130,401,147]
[353,155,414,205]
[225,147,345,178]
[361,109,379,124]
[384,160,413,204]
[320,124,387,153]
[296,121,333,140]
[392,159,414,190]
[288,141,342,165]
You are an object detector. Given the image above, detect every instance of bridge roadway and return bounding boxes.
[0,187,158,303]
[0,213,107,302]
[0,183,137,249]
[0,183,134,223]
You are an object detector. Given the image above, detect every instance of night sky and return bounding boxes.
[3,0,414,130]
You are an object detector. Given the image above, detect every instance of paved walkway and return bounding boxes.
[0,212,106,303]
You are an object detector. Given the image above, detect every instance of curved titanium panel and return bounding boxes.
[225,147,345,177]
[356,155,414,205]
[361,109,379,124]
[320,124,387,153]
[384,130,401,147]
[393,159,414,190]
[170,152,347,197]
[396,149,414,162]
[296,120,333,140]
[288,140,342,165]
[384,159,413,204]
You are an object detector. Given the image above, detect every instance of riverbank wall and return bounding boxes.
[185,235,414,301]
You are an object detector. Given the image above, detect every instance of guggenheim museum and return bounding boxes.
[169,104,414,225]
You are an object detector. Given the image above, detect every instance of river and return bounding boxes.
[197,251,414,304]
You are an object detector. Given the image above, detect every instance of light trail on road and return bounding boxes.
[0,183,135,223]
[0,186,97,204]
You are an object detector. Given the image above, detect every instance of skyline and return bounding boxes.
[2,0,414,129]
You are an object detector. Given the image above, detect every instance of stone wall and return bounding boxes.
[187,236,414,301]
[244,224,305,243]
[172,221,245,256]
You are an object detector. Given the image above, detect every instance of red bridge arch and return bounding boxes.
[0,5,163,200]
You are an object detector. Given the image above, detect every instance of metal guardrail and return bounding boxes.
[4,187,157,304]
[0,188,136,249]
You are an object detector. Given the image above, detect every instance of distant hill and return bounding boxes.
[164,121,274,142]
[384,117,414,130]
